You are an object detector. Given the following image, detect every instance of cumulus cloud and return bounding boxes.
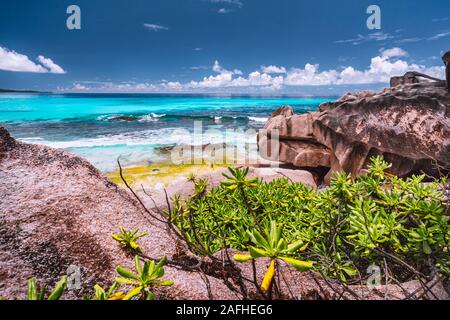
[0,46,65,74]
[380,47,407,59]
[261,65,286,74]
[143,23,169,32]
[63,48,445,93]
[37,55,66,74]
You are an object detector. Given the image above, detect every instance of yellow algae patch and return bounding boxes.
[107,162,228,189]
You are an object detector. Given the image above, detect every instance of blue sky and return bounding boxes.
[0,0,449,94]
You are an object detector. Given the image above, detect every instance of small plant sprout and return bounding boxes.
[234,221,313,294]
[85,282,125,300]
[221,167,259,191]
[112,227,147,252]
[193,178,209,198]
[187,172,197,182]
[27,276,68,300]
[115,256,174,300]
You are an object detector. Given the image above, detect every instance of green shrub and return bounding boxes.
[169,157,450,283]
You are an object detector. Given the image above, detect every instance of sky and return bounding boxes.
[0,0,449,95]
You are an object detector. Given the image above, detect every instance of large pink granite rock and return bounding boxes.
[258,80,450,180]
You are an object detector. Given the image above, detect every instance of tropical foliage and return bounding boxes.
[112,227,147,252]
[169,157,450,284]
[26,276,67,300]
[115,255,174,300]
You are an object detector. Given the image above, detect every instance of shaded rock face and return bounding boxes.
[259,80,450,180]
[444,51,450,91]
[0,127,16,155]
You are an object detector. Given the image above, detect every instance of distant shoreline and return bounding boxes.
[0,88,51,94]
[0,88,339,99]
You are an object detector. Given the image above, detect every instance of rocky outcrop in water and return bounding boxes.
[259,75,450,182]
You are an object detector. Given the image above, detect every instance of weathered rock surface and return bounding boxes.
[259,79,450,180]
[0,127,236,300]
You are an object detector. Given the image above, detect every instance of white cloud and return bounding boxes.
[207,0,243,8]
[432,17,448,22]
[261,65,286,74]
[335,32,396,45]
[218,8,231,14]
[285,64,338,86]
[380,47,407,59]
[0,46,65,74]
[428,30,450,40]
[143,23,169,32]
[394,37,423,44]
[72,83,87,90]
[190,65,208,70]
[37,55,66,74]
[62,48,445,93]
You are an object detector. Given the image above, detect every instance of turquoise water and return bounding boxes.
[0,93,334,171]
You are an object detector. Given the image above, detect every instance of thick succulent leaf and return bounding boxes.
[116,266,138,280]
[135,256,143,275]
[260,260,276,293]
[157,280,174,287]
[27,278,38,300]
[233,254,253,263]
[280,257,314,271]
[287,240,307,253]
[249,246,269,259]
[47,276,68,301]
[123,286,143,300]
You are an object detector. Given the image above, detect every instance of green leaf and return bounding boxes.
[123,286,143,300]
[115,277,139,285]
[157,280,174,287]
[423,241,432,255]
[233,254,253,263]
[249,246,269,259]
[116,266,138,280]
[48,276,67,301]
[280,257,314,271]
[27,278,38,300]
[135,256,143,275]
[155,256,168,270]
[287,240,306,253]
[250,230,270,250]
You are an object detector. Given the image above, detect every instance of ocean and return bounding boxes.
[0,93,335,172]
